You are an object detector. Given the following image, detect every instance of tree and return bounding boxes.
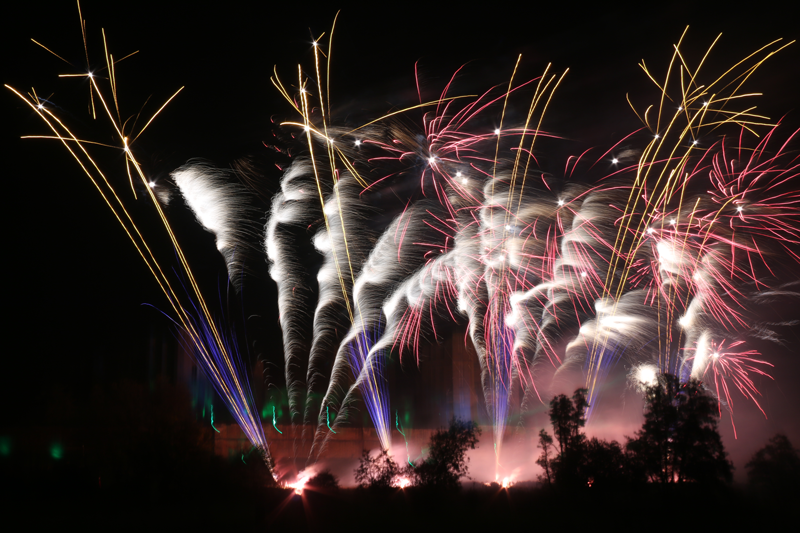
[549,388,589,457]
[412,417,481,489]
[535,429,555,486]
[354,449,400,489]
[745,433,800,497]
[537,387,631,488]
[626,374,732,484]
[547,388,589,486]
[582,437,629,487]
[306,469,340,490]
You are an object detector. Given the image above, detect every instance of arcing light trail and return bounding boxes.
[8,4,274,476]
[260,27,800,472]
[262,27,798,470]
[13,6,798,481]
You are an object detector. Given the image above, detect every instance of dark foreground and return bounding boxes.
[3,466,795,531]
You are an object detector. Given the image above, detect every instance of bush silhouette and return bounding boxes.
[411,417,481,489]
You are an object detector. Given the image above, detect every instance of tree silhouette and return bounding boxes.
[549,389,589,456]
[546,389,589,486]
[354,449,400,489]
[581,437,629,487]
[745,433,800,497]
[306,469,340,489]
[626,374,732,484]
[535,429,555,486]
[411,417,481,489]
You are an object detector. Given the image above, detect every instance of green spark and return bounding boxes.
[272,406,283,434]
[396,411,413,467]
[50,442,63,460]
[210,404,220,433]
[327,405,336,434]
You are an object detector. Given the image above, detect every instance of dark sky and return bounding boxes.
[5,1,799,476]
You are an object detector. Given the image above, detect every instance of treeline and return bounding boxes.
[537,373,798,491]
[348,373,799,494]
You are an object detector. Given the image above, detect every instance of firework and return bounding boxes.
[8,4,275,476]
[258,27,798,470]
[13,5,798,480]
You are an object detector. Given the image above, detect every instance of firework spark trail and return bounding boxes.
[173,162,261,291]
[512,185,626,407]
[9,6,276,474]
[281,34,796,466]
[266,161,325,430]
[18,8,799,477]
[310,200,452,458]
[303,172,376,455]
[686,336,775,437]
[267,37,594,465]
[177,293,271,463]
[585,33,797,409]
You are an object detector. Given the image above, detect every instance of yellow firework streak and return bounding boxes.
[8,3,271,466]
[586,29,794,404]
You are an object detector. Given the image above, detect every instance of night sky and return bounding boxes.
[5,1,799,479]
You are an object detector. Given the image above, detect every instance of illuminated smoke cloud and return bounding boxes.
[172,162,260,290]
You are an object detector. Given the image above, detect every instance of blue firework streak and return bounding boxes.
[347,326,392,451]
[582,339,624,420]
[487,306,515,458]
[178,293,273,470]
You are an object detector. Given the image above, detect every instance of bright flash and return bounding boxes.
[611,158,618,164]
[635,364,658,386]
